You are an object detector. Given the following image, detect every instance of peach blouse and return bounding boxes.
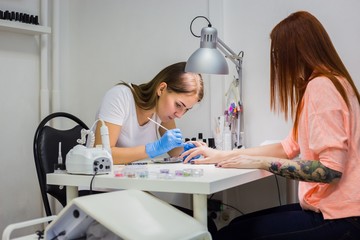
[281,76,360,219]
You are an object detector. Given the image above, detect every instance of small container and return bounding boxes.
[175,170,184,176]
[192,169,204,177]
[183,169,193,177]
[126,171,136,178]
[160,169,170,174]
[114,170,124,177]
[137,171,149,178]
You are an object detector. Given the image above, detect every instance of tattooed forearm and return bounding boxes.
[268,159,342,183]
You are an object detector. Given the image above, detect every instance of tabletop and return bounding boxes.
[47,162,272,226]
[47,163,272,195]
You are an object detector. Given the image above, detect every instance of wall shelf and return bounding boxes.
[0,19,51,35]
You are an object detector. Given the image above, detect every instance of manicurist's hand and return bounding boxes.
[181,141,206,162]
[145,129,183,158]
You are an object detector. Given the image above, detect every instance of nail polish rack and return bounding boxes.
[0,10,51,35]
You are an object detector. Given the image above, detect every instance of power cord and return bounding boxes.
[77,118,111,155]
[221,203,245,215]
[189,16,212,38]
[77,128,95,148]
[35,230,44,239]
[274,174,282,206]
[208,174,283,216]
[207,197,245,216]
[50,230,66,240]
[89,170,98,194]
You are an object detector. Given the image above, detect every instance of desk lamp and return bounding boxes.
[185,16,245,148]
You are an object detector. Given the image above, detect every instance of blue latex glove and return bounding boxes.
[182,142,201,161]
[145,129,184,158]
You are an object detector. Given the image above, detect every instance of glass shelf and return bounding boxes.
[0,19,51,35]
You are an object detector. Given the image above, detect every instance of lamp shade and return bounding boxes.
[185,26,229,75]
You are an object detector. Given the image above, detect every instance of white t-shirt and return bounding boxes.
[97,84,159,147]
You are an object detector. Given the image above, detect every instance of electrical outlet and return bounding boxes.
[221,210,231,221]
[209,208,241,230]
[207,198,245,230]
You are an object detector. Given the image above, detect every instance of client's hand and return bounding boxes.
[181,141,228,164]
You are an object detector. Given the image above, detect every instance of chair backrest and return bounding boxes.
[33,112,88,216]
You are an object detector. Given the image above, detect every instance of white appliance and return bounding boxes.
[66,145,112,175]
[45,190,211,240]
[65,119,113,175]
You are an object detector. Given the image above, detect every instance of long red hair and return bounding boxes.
[269,11,360,139]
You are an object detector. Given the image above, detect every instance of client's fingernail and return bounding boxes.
[190,160,194,164]
[214,163,218,167]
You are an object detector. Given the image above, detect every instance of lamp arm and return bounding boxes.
[217,38,241,69]
[217,37,243,102]
[218,37,244,146]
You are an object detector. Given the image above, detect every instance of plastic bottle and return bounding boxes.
[223,126,232,150]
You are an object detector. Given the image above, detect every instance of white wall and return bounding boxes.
[1,0,360,236]
[59,0,214,141]
[0,0,43,236]
[224,0,360,147]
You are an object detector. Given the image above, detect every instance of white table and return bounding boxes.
[47,163,272,226]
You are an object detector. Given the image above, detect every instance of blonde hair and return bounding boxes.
[119,62,204,110]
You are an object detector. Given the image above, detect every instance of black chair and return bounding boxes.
[33,112,88,216]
